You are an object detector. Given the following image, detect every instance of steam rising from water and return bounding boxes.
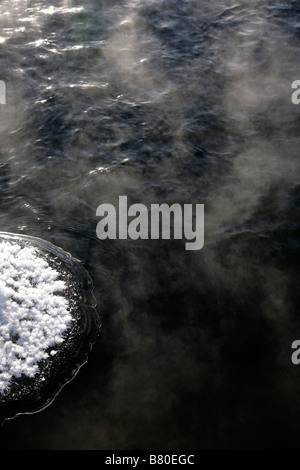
[0,0,299,450]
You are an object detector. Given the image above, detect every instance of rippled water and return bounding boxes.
[0,0,299,450]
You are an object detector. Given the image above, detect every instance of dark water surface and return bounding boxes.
[0,0,299,450]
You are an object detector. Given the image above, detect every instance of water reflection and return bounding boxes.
[0,0,299,450]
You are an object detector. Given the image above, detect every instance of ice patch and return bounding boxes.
[0,240,71,394]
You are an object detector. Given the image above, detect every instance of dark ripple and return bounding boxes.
[0,0,299,450]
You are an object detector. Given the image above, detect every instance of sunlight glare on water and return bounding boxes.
[0,0,299,450]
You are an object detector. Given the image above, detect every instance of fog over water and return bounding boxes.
[0,0,299,449]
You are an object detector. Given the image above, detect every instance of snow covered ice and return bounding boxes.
[0,240,72,394]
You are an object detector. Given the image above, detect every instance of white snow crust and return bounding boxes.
[0,240,71,393]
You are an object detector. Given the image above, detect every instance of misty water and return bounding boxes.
[0,0,299,450]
